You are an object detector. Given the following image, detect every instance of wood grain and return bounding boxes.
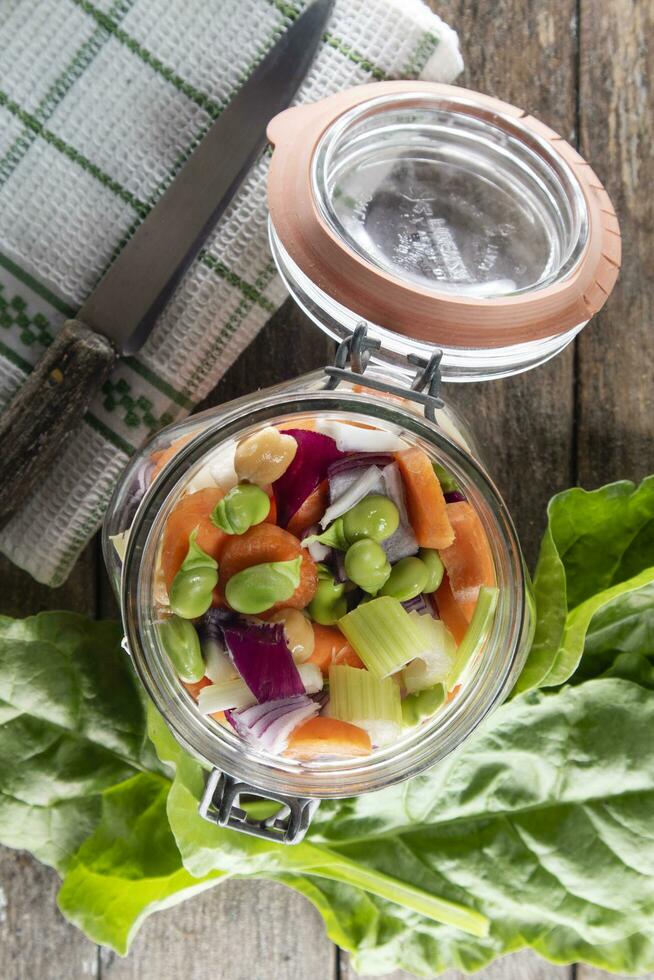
[341,949,570,980]
[576,0,654,487]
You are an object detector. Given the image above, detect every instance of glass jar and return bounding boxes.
[104,81,619,844]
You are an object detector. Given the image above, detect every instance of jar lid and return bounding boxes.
[267,82,620,379]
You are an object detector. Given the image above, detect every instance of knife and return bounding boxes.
[0,0,333,525]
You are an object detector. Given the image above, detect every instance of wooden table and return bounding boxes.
[1,0,652,977]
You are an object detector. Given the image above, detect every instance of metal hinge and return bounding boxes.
[199,769,319,845]
[324,322,444,422]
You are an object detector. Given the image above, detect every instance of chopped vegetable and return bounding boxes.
[402,684,446,726]
[419,548,445,593]
[225,694,320,754]
[197,676,258,713]
[314,420,405,453]
[110,530,130,563]
[225,556,303,614]
[284,716,372,759]
[308,566,347,625]
[157,615,204,683]
[308,624,364,674]
[342,494,399,542]
[267,608,315,663]
[169,530,219,619]
[303,518,349,552]
[218,524,317,613]
[434,573,474,643]
[380,556,429,602]
[222,620,305,702]
[447,586,499,688]
[161,487,228,589]
[432,461,459,494]
[339,597,428,678]
[150,432,196,481]
[301,523,331,562]
[439,501,496,604]
[402,614,456,692]
[287,480,329,538]
[211,482,271,535]
[234,426,297,486]
[330,665,402,746]
[379,462,419,562]
[396,448,455,549]
[273,429,344,528]
[182,675,213,700]
[321,468,387,529]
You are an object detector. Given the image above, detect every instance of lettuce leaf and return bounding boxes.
[515,477,654,693]
[57,772,224,954]
[0,612,161,871]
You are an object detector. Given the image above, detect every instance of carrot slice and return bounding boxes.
[182,676,213,700]
[434,573,474,643]
[161,487,228,590]
[284,716,371,759]
[308,624,365,676]
[217,524,317,613]
[396,448,454,549]
[439,501,495,604]
[287,480,328,538]
[151,431,198,481]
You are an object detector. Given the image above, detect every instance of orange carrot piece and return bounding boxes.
[308,624,365,676]
[396,448,454,549]
[287,480,328,538]
[439,501,495,604]
[182,676,213,700]
[284,716,371,759]
[161,487,228,590]
[434,573,473,642]
[218,524,317,613]
[150,431,199,481]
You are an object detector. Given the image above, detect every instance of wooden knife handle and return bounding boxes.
[0,319,117,526]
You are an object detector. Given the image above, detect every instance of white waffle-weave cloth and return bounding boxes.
[0,0,462,585]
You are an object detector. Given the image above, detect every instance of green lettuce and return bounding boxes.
[515,477,654,693]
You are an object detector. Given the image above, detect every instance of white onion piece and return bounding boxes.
[362,719,402,747]
[320,466,383,529]
[298,661,323,694]
[315,420,405,453]
[329,468,384,506]
[380,462,419,561]
[198,677,257,714]
[204,640,237,684]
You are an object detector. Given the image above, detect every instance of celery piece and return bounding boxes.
[402,684,446,726]
[338,596,429,678]
[330,664,402,745]
[403,613,456,693]
[446,586,499,688]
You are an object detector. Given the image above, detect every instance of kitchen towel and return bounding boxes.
[0,0,462,586]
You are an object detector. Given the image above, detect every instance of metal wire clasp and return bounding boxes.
[324,322,444,422]
[199,769,319,845]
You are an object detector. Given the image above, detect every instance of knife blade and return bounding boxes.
[0,0,333,525]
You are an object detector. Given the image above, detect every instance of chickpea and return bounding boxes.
[234,427,297,486]
[269,608,315,663]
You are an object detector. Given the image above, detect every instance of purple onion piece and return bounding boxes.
[122,459,155,524]
[226,695,319,754]
[196,606,234,645]
[402,593,430,614]
[273,429,345,528]
[327,453,395,478]
[445,490,467,503]
[222,621,304,702]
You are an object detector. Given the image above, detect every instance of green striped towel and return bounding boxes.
[0,0,462,585]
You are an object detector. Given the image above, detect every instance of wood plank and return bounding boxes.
[579,970,654,980]
[576,0,654,487]
[341,948,570,980]
[100,879,335,980]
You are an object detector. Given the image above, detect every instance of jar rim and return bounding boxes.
[267,81,620,352]
[121,388,532,799]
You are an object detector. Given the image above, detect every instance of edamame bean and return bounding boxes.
[342,494,399,543]
[225,556,302,614]
[380,556,428,602]
[344,538,391,594]
[157,615,204,682]
[211,482,270,535]
[419,548,444,593]
[308,570,347,625]
[169,529,218,619]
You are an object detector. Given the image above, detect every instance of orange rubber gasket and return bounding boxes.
[267,81,620,349]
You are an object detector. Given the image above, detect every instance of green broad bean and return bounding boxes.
[344,538,391,595]
[402,684,446,726]
[432,462,459,494]
[157,615,204,682]
[343,494,399,543]
[225,556,302,614]
[419,548,444,593]
[308,570,347,625]
[380,556,429,601]
[169,529,218,619]
[211,482,270,535]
